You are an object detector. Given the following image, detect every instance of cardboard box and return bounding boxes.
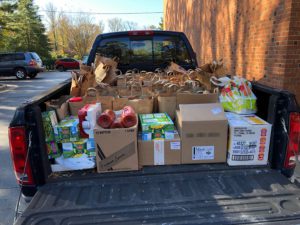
[45,95,70,121]
[94,117,138,173]
[138,131,181,166]
[176,93,218,109]
[177,104,228,164]
[226,112,272,166]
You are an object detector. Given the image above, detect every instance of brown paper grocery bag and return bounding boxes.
[127,97,154,114]
[94,63,109,85]
[113,98,129,111]
[83,88,97,104]
[97,96,114,111]
[157,94,177,120]
[68,101,85,116]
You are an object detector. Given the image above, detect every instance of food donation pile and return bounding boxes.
[42,56,271,173]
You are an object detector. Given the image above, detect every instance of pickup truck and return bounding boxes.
[9,31,300,224]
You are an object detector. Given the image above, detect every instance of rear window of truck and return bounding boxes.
[96,35,192,66]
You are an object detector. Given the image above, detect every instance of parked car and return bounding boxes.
[10,31,300,224]
[0,52,44,79]
[54,58,80,71]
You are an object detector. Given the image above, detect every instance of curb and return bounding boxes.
[0,84,7,91]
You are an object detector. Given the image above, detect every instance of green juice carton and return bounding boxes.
[42,111,58,142]
[139,113,175,140]
[62,138,95,158]
[46,141,61,159]
[54,116,79,142]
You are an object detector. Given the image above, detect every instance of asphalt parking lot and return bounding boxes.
[0,71,71,225]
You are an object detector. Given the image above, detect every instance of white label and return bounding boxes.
[232,140,257,154]
[154,140,164,165]
[170,142,180,150]
[192,146,214,160]
[211,107,222,115]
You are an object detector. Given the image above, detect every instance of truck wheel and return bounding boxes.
[28,73,38,79]
[15,68,27,79]
[57,65,64,72]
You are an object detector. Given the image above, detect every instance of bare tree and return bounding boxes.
[45,3,58,52]
[124,21,138,30]
[107,17,125,32]
[143,24,158,30]
[67,15,101,58]
[99,20,105,33]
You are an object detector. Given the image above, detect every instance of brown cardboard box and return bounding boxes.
[94,117,138,173]
[176,104,228,164]
[45,95,70,121]
[138,132,181,166]
[176,93,218,109]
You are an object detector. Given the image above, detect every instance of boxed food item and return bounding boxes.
[139,113,175,140]
[138,131,181,166]
[226,112,272,166]
[62,138,95,158]
[94,115,138,173]
[78,103,101,138]
[46,141,61,159]
[176,104,228,164]
[54,116,79,142]
[42,110,58,142]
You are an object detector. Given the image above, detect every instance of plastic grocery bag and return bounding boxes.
[212,76,257,114]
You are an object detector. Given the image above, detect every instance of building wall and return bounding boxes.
[164,0,300,102]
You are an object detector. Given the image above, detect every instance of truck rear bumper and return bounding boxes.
[15,164,300,225]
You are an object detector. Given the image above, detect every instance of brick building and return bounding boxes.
[164,0,300,102]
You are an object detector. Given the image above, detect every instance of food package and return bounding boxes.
[121,106,137,128]
[54,116,80,142]
[42,111,58,142]
[139,113,175,140]
[97,109,116,128]
[62,138,95,158]
[46,141,61,159]
[219,77,257,114]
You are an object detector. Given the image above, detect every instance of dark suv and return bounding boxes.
[0,52,45,79]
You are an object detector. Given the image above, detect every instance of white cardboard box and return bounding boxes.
[226,112,272,166]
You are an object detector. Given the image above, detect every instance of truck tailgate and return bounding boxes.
[15,165,300,225]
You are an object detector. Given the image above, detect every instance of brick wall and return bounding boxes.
[164,0,300,102]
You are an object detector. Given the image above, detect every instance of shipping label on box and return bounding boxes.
[226,113,272,166]
[192,146,214,160]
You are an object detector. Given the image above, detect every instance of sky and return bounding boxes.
[34,0,163,32]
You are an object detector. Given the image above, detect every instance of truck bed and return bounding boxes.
[15,164,300,225]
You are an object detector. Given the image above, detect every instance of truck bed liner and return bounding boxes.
[16,164,300,224]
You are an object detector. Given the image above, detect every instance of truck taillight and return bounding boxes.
[29,59,37,66]
[284,112,300,169]
[128,30,154,36]
[8,127,34,185]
